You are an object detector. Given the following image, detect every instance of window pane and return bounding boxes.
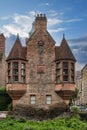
[21,63,25,69]
[63,62,68,68]
[13,69,18,75]
[56,76,60,83]
[46,95,51,105]
[56,62,60,69]
[56,69,60,76]
[21,76,25,83]
[13,62,18,69]
[8,63,11,69]
[13,76,18,82]
[63,76,68,82]
[30,95,36,104]
[63,69,68,75]
[21,70,25,75]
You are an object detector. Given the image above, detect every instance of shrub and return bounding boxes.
[71,106,80,113]
[0,86,12,111]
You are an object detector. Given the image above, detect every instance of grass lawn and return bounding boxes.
[0,115,87,130]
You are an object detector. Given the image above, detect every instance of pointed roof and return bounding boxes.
[7,35,27,61]
[55,35,76,61]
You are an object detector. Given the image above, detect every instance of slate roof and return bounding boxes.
[55,36,76,61]
[7,36,27,61]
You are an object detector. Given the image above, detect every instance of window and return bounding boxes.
[56,62,60,69]
[7,61,26,83]
[63,76,68,82]
[56,62,60,83]
[71,63,74,82]
[21,63,25,83]
[63,62,68,82]
[46,95,52,105]
[56,76,60,83]
[13,62,18,69]
[21,63,25,69]
[63,62,68,69]
[8,62,11,83]
[13,62,18,82]
[30,95,36,104]
[8,63,11,70]
[38,41,44,55]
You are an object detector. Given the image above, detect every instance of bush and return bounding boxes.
[0,86,12,111]
[71,106,80,113]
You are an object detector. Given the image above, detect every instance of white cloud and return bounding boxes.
[76,62,85,71]
[3,24,28,37]
[66,18,83,23]
[48,10,64,17]
[48,28,66,33]
[48,18,63,26]
[39,2,50,6]
[0,13,34,38]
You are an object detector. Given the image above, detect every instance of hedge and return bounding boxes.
[0,87,12,111]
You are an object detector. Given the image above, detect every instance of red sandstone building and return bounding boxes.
[6,14,76,117]
[0,34,6,87]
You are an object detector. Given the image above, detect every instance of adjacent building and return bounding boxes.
[76,65,87,105]
[0,34,6,87]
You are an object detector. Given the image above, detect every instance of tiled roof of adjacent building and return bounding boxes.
[55,35,76,61]
[7,35,27,61]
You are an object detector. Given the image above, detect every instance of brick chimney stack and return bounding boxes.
[35,14,47,31]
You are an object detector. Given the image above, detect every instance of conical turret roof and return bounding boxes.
[55,35,76,61]
[7,35,26,61]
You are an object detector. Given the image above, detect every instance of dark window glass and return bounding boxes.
[8,63,11,69]
[63,62,68,69]
[21,63,25,83]
[8,63,11,83]
[71,63,74,82]
[56,76,60,83]
[13,76,18,82]
[63,62,68,82]
[63,69,68,75]
[56,62,60,83]
[63,76,68,82]
[13,62,18,82]
[13,62,18,69]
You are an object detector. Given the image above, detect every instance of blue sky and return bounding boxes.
[0,0,87,70]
